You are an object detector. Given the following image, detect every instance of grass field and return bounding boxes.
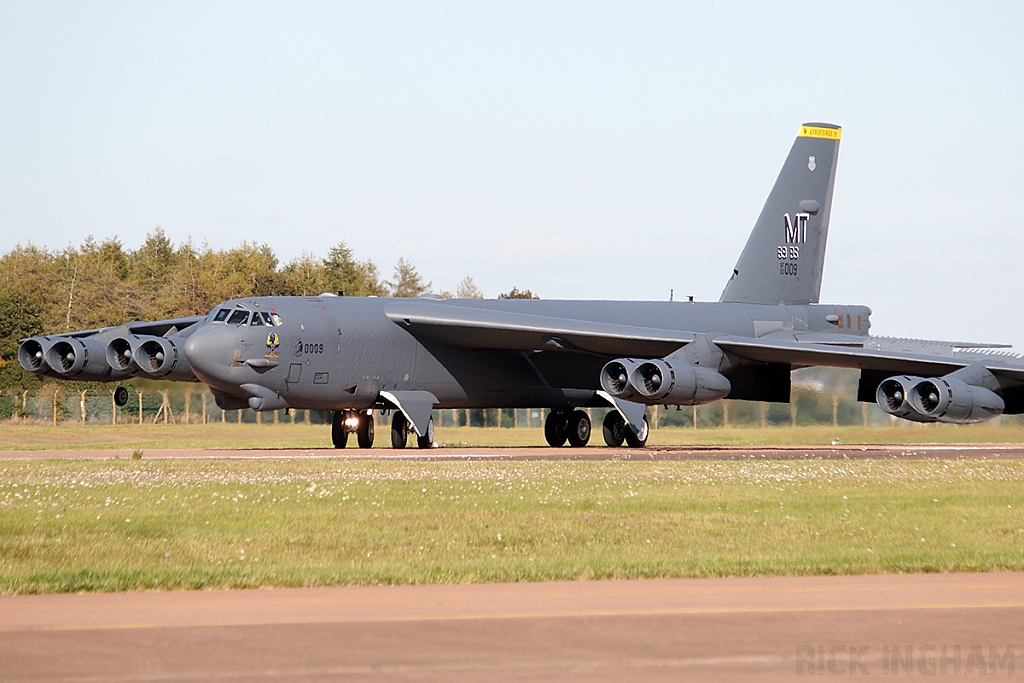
[2,457,1022,594]
[1,421,1024,450]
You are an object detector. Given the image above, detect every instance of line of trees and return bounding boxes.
[0,229,498,391]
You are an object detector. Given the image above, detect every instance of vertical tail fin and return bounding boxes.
[720,123,841,305]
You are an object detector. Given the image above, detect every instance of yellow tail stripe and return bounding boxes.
[799,125,842,140]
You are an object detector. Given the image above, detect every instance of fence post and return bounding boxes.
[80,390,87,426]
[138,392,143,425]
[202,392,207,424]
[52,388,59,426]
[112,391,116,425]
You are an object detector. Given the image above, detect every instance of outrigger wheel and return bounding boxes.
[113,385,129,407]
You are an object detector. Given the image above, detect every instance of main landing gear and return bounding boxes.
[544,409,592,447]
[545,409,650,448]
[332,410,375,449]
[390,412,434,449]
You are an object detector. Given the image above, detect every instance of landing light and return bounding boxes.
[344,417,360,428]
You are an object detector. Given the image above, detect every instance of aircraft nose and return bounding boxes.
[184,325,239,386]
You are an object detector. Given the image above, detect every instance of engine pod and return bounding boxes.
[632,359,730,405]
[18,337,56,375]
[42,337,113,381]
[134,337,196,381]
[910,377,1004,424]
[599,358,645,401]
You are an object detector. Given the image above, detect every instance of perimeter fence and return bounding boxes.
[1,386,1022,430]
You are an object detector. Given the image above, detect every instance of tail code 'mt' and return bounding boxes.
[720,123,841,306]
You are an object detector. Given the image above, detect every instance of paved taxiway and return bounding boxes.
[2,573,1022,682]
[4,443,1024,460]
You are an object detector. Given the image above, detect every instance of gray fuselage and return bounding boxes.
[183,296,871,411]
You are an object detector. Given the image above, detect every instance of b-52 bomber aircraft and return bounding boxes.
[19,123,1024,449]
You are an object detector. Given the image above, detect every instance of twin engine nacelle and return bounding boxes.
[600,357,731,406]
[106,335,196,381]
[18,334,195,382]
[876,375,1004,424]
[18,336,118,382]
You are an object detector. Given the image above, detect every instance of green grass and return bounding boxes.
[1,458,1022,594]
[1,421,1024,450]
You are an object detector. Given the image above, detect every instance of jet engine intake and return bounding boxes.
[632,359,731,405]
[909,376,1004,424]
[599,359,645,401]
[134,337,196,381]
[875,375,927,420]
[876,374,1004,424]
[105,335,147,374]
[42,338,114,381]
[18,337,55,375]
[600,357,731,406]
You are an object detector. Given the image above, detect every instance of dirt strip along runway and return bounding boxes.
[1,573,1023,682]
[3,443,1024,461]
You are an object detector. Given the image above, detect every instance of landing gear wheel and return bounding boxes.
[113,386,129,407]
[544,410,569,447]
[391,412,409,449]
[624,415,650,448]
[357,412,374,449]
[331,411,349,449]
[602,411,626,447]
[567,410,591,447]
[416,416,434,449]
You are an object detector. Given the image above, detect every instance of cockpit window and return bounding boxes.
[260,312,274,326]
[226,310,250,326]
[250,313,264,326]
[212,309,230,323]
[270,312,284,326]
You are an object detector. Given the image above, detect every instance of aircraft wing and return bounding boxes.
[712,335,1024,383]
[385,301,1024,383]
[384,301,693,357]
[38,316,205,341]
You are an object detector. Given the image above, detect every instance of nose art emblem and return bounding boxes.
[265,332,280,359]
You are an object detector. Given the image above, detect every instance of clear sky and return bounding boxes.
[2,2,1022,347]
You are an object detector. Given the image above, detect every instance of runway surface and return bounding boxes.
[4,443,1024,461]
[1,573,1022,682]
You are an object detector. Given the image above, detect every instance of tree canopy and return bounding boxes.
[0,232,505,390]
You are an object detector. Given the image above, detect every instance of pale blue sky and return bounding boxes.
[2,2,1022,346]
